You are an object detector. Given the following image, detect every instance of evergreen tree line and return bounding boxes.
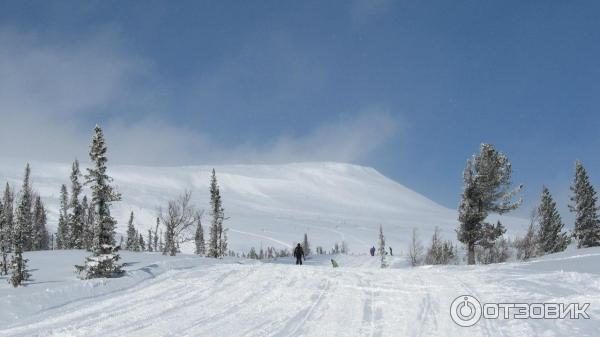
[241,233,352,261]
[4,125,123,286]
[56,160,95,250]
[124,212,151,252]
[160,169,228,258]
[244,246,290,260]
[314,240,348,255]
[114,172,229,259]
[0,164,50,286]
[406,143,600,267]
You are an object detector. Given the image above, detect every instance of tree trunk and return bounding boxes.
[468,242,475,265]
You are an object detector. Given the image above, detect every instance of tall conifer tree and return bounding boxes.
[126,212,136,250]
[1,184,13,275]
[378,225,387,268]
[32,195,49,250]
[195,218,205,255]
[208,169,226,258]
[68,160,85,249]
[11,165,33,286]
[537,187,569,254]
[75,125,123,278]
[56,184,69,249]
[457,144,522,264]
[19,164,34,251]
[569,161,600,248]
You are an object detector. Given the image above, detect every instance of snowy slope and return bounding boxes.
[1,248,599,336]
[0,160,526,253]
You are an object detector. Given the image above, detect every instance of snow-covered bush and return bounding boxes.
[75,244,124,279]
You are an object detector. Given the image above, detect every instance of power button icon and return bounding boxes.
[450,295,482,327]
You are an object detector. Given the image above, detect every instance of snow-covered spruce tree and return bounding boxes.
[81,196,93,250]
[11,170,33,286]
[153,217,159,252]
[18,164,34,252]
[425,227,457,265]
[424,227,442,265]
[457,144,522,265]
[302,233,310,257]
[537,187,570,254]
[32,195,49,250]
[340,241,348,254]
[259,247,265,259]
[160,191,203,256]
[163,213,175,256]
[139,233,145,251]
[147,229,153,252]
[1,183,14,275]
[221,229,228,257]
[408,228,424,266]
[56,184,69,249]
[194,217,205,255]
[378,225,387,268]
[208,169,227,258]
[158,229,164,252]
[475,221,507,264]
[126,211,136,250]
[0,194,4,273]
[132,230,140,252]
[569,161,600,248]
[68,160,85,249]
[248,247,258,259]
[515,210,539,261]
[75,125,123,279]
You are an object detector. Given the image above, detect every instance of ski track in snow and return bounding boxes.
[1,249,600,337]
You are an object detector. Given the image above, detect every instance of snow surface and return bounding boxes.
[1,248,599,336]
[0,161,526,253]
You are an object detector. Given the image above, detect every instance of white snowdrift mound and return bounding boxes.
[0,161,526,253]
[1,248,599,337]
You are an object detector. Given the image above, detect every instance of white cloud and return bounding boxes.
[231,109,400,164]
[0,27,400,166]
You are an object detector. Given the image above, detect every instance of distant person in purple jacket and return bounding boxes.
[370,246,376,256]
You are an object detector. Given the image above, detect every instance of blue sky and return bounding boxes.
[1,1,599,219]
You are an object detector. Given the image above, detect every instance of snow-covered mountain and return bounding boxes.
[0,160,525,253]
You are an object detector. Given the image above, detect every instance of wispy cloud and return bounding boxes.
[0,27,401,166]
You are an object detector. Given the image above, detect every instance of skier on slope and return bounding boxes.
[370,246,376,256]
[293,243,304,265]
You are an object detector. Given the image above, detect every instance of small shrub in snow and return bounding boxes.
[408,228,424,266]
[378,225,387,268]
[424,227,457,265]
[75,244,124,279]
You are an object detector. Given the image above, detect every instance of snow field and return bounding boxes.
[1,248,599,337]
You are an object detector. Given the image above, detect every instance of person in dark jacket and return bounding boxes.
[369,246,376,256]
[293,243,304,265]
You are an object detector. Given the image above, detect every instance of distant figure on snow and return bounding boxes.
[331,259,339,268]
[389,246,393,256]
[370,246,376,256]
[294,243,304,265]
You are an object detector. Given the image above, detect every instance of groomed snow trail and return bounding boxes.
[1,250,599,337]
